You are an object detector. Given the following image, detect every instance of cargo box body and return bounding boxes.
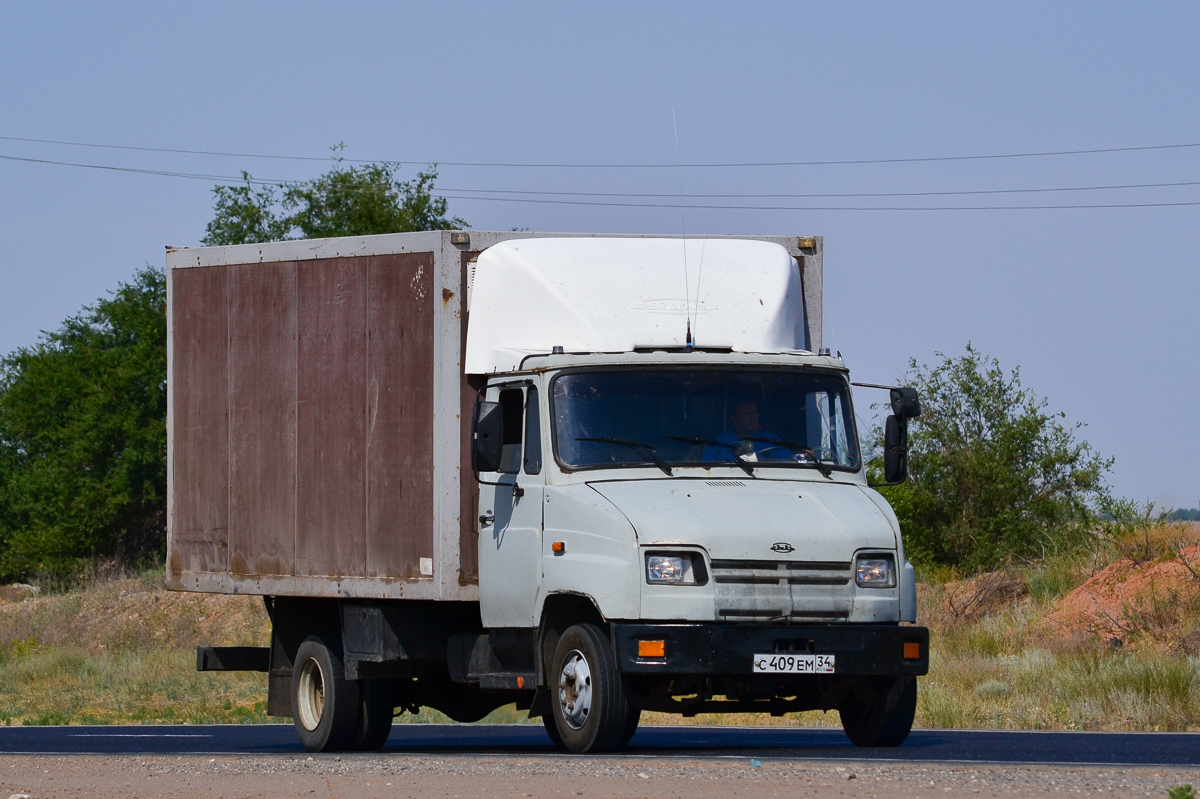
[165,231,823,603]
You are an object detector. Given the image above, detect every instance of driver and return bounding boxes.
[702,398,790,461]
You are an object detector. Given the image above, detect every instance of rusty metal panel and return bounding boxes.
[458,251,482,584]
[366,253,435,579]
[228,262,298,577]
[296,258,368,578]
[169,266,229,577]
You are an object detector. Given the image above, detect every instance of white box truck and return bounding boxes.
[167,230,927,753]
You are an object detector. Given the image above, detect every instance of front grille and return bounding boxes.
[711,560,850,586]
[710,559,854,622]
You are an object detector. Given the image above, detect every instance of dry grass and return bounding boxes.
[914,523,1200,731]
[0,571,270,725]
[0,571,531,727]
[2,523,1198,730]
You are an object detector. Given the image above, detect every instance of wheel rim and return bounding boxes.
[296,656,325,731]
[557,649,593,731]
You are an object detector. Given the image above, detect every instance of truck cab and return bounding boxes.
[465,238,927,751]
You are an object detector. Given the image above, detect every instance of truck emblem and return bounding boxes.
[771,542,794,554]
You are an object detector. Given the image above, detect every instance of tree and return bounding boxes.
[0,267,167,578]
[202,160,466,246]
[877,344,1112,572]
[0,153,470,580]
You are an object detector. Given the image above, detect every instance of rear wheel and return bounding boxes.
[548,624,634,753]
[292,636,361,753]
[354,679,395,751]
[838,674,917,747]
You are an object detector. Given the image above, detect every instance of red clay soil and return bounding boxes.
[1047,544,1200,640]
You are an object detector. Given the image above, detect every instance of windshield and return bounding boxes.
[552,369,859,473]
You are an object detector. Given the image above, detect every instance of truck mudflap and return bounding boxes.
[610,623,928,676]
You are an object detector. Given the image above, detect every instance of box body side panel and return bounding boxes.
[296,258,368,578]
[167,266,230,581]
[169,246,455,599]
[228,263,297,577]
[366,253,436,579]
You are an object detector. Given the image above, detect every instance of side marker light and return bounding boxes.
[903,642,921,660]
[638,640,666,658]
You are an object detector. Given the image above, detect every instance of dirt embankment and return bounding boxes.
[1046,544,1200,649]
[924,527,1200,653]
[0,576,267,656]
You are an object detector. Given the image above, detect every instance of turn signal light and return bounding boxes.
[638,640,666,658]
[552,541,565,553]
[903,642,921,660]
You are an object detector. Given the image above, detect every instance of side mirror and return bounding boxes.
[883,414,908,484]
[471,400,504,473]
[859,384,920,487]
[883,387,919,484]
[890,386,922,420]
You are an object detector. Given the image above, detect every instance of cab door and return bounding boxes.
[477,382,545,628]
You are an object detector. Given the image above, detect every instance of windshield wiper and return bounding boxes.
[660,435,755,476]
[742,436,834,477]
[575,437,673,476]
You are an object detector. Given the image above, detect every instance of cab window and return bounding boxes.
[498,387,524,473]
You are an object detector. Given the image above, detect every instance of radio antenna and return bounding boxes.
[672,108,693,348]
[691,238,707,345]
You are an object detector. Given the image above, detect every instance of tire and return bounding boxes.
[541,711,564,747]
[838,674,917,747]
[354,679,395,752]
[620,707,642,746]
[292,636,362,753]
[548,624,634,754]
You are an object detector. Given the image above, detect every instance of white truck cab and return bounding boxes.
[466,238,926,751]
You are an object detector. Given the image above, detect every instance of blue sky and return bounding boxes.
[1,2,1197,508]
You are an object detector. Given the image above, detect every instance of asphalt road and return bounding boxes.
[0,724,1197,766]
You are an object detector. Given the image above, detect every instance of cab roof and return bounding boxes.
[464,237,810,374]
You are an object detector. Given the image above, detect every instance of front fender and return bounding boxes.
[539,485,641,622]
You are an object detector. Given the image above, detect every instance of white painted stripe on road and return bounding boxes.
[70,734,212,738]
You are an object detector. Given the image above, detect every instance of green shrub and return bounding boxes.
[879,344,1112,572]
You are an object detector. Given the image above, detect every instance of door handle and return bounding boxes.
[479,511,495,526]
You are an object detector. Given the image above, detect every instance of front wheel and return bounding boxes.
[620,707,642,746]
[838,674,917,747]
[541,711,563,747]
[292,636,361,752]
[548,624,634,753]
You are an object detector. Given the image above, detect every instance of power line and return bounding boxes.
[0,153,243,182]
[3,133,1200,169]
[0,135,340,164]
[442,179,1200,200]
[440,193,1200,212]
[4,151,1199,210]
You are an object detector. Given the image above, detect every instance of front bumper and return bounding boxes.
[611,622,928,676]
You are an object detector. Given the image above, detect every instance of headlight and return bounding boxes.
[646,553,698,585]
[855,554,895,588]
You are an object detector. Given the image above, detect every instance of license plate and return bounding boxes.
[752,653,835,674]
